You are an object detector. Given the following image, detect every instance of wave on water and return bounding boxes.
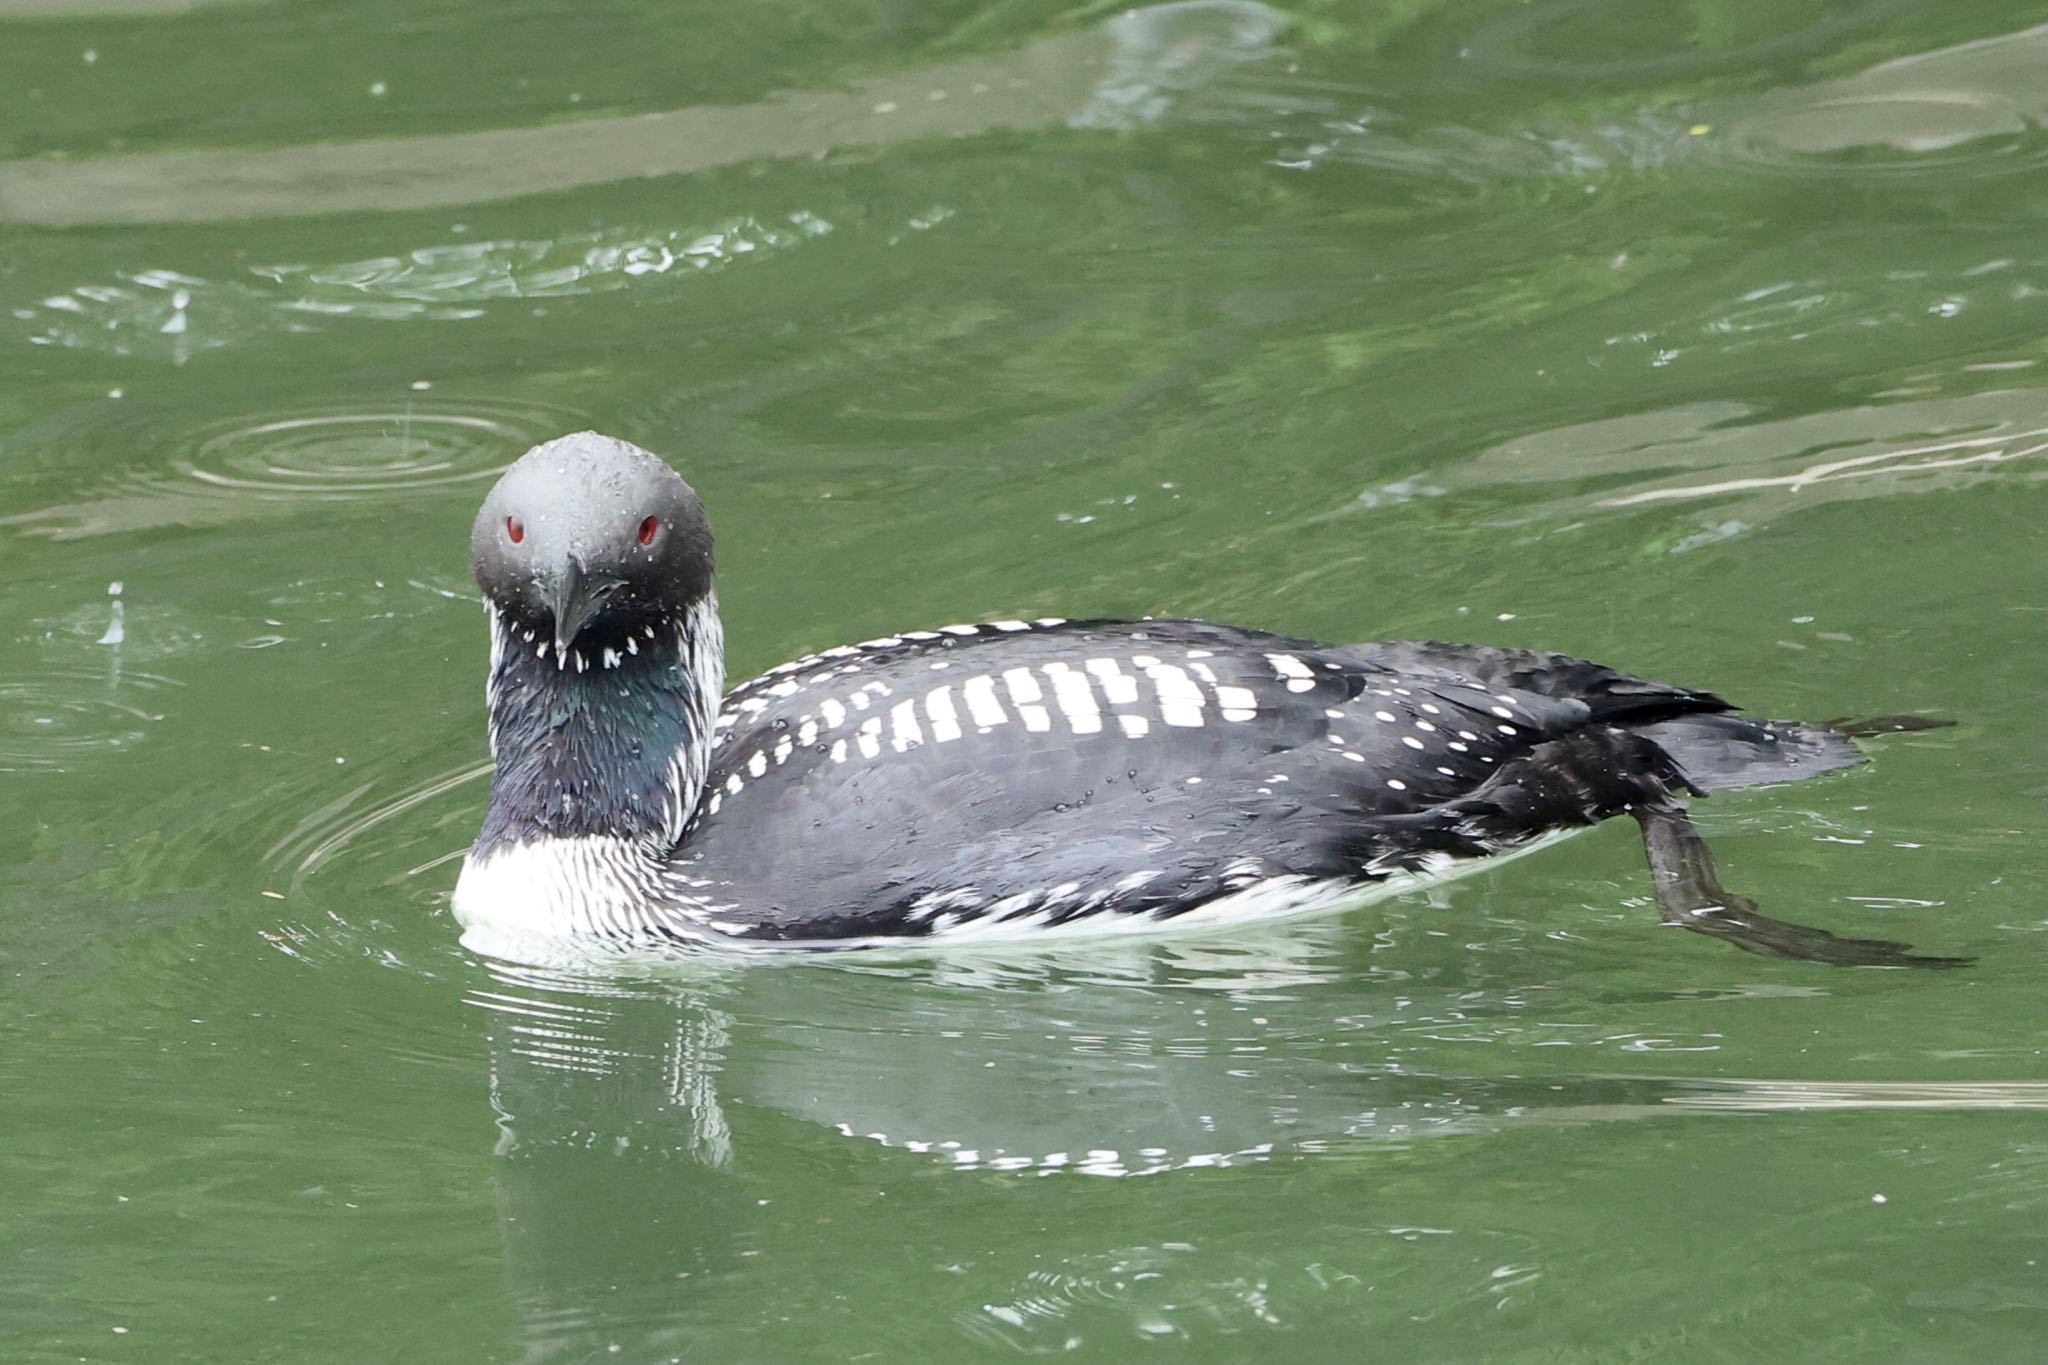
[262,757,490,894]
[10,214,839,360]
[1435,388,2048,533]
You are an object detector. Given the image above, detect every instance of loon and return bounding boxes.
[451,431,1960,966]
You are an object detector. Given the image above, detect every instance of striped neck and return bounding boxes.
[474,592,725,858]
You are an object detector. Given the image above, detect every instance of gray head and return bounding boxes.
[473,432,714,659]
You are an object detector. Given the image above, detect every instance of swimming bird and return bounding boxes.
[451,431,1960,965]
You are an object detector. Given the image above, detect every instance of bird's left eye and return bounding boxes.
[637,515,659,546]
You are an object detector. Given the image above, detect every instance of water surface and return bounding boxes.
[3,2,2044,1361]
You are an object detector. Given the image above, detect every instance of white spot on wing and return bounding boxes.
[925,686,962,743]
[889,699,923,752]
[1084,658,1139,706]
[1042,662,1102,734]
[961,675,1007,730]
[1002,667,1043,705]
[1213,684,1258,712]
[1144,661,1205,728]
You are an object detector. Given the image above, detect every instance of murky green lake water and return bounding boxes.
[4,2,2044,1361]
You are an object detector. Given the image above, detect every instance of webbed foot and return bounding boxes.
[1633,803,1970,968]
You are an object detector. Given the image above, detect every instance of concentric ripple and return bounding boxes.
[175,407,534,501]
[0,668,178,773]
[3,397,582,540]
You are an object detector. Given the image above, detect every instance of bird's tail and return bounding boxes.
[1633,713,1864,793]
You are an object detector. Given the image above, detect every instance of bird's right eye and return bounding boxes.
[506,516,525,544]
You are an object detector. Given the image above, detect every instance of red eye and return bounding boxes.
[637,515,659,546]
[505,516,524,544]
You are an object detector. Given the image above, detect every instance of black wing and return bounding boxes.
[669,620,1728,939]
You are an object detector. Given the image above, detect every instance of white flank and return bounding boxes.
[454,836,712,945]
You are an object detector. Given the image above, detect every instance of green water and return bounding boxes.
[4,1,2045,1360]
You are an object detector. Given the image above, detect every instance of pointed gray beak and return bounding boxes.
[545,554,618,657]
